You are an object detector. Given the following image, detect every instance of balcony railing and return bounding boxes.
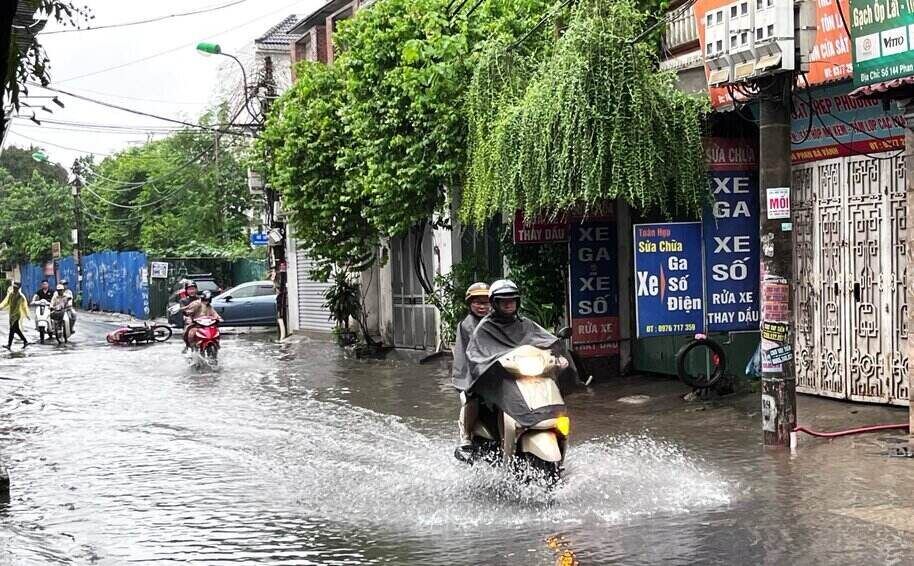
[663,2,699,55]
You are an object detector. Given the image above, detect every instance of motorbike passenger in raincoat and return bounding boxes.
[452,282,491,459]
[464,280,576,436]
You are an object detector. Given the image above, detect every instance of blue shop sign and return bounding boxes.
[702,171,760,332]
[250,232,269,247]
[634,222,705,338]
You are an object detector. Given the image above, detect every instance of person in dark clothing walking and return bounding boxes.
[1,282,30,350]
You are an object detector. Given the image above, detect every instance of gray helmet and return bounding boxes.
[11,281,21,289]
[59,279,68,286]
[201,290,214,303]
[488,279,520,301]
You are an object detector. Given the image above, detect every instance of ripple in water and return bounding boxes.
[250,399,732,531]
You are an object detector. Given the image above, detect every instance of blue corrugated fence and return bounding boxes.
[20,251,150,319]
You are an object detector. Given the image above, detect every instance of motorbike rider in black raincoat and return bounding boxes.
[463,280,576,450]
[452,282,491,459]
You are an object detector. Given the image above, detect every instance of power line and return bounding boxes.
[26,83,250,137]
[12,119,186,135]
[5,130,115,156]
[53,0,304,83]
[44,86,206,106]
[40,0,253,35]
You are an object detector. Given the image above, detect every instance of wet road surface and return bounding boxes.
[0,314,912,565]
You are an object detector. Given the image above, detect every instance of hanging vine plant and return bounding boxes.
[461,0,710,226]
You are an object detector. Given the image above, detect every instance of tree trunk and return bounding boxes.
[0,0,20,142]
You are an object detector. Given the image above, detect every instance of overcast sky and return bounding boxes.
[4,0,324,170]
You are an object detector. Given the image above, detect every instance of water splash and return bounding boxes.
[248,400,732,531]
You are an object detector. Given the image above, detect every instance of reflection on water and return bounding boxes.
[0,333,911,565]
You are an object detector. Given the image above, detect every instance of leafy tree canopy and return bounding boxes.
[0,144,68,185]
[257,0,554,277]
[0,168,72,264]
[461,0,709,226]
[83,109,252,257]
[2,1,92,111]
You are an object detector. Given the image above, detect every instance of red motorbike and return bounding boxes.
[188,316,220,368]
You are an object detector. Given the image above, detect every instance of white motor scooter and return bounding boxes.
[467,343,571,484]
[32,299,52,343]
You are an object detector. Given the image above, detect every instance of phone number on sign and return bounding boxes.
[646,323,697,333]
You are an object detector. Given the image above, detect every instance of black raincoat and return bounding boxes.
[465,314,576,427]
[452,313,485,392]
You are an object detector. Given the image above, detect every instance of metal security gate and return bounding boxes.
[390,230,438,350]
[793,154,909,406]
[296,252,333,332]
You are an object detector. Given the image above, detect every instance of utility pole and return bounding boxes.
[260,55,288,339]
[758,74,797,447]
[70,159,85,300]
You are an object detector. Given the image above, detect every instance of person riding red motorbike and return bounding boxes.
[182,290,222,352]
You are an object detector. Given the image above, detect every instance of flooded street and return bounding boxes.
[0,316,912,565]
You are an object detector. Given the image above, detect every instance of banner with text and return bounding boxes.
[634,222,705,338]
[703,138,760,332]
[513,210,569,244]
[791,83,904,162]
[569,221,619,357]
[849,0,914,87]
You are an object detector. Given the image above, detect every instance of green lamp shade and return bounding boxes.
[196,42,222,55]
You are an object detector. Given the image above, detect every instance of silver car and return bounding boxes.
[212,281,278,326]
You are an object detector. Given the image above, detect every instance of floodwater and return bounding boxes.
[0,315,912,565]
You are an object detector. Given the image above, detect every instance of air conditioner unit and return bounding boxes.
[247,169,265,196]
[273,199,286,219]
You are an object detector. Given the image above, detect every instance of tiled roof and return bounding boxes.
[255,14,303,47]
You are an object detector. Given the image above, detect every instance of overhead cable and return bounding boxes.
[53,0,303,83]
[26,83,250,137]
[40,0,253,35]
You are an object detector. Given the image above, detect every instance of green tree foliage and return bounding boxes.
[0,144,68,185]
[83,116,251,257]
[0,169,72,263]
[461,0,709,226]
[257,0,553,275]
[257,62,375,280]
[2,1,92,110]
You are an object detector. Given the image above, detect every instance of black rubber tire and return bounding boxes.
[204,344,218,362]
[518,454,562,488]
[676,338,726,388]
[152,325,173,343]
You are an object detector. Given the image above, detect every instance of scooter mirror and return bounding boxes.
[556,327,572,340]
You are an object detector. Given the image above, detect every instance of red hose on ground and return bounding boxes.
[793,423,910,438]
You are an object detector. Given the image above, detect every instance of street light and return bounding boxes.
[196,42,258,123]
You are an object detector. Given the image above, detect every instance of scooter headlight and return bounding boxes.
[556,416,570,437]
[516,352,547,376]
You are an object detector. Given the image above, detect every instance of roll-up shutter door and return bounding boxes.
[297,251,333,331]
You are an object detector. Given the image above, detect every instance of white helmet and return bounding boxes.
[488,279,520,301]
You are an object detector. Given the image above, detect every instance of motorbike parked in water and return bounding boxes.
[50,307,74,344]
[31,299,52,343]
[461,340,572,485]
[107,322,173,345]
[187,316,220,369]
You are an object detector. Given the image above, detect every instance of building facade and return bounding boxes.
[660,0,910,405]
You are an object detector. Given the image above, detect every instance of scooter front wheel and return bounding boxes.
[517,453,562,487]
[152,325,173,343]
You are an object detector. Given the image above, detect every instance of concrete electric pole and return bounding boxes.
[758,75,797,447]
[70,159,85,299]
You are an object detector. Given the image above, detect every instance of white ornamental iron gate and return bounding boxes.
[792,154,909,406]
